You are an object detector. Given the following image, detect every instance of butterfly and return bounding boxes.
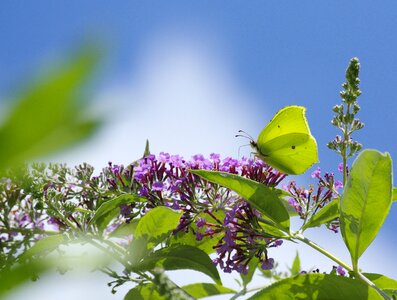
[247,106,318,175]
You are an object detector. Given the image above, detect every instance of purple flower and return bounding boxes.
[138,186,149,197]
[205,227,215,237]
[111,164,122,175]
[171,201,180,210]
[105,223,120,234]
[311,167,321,179]
[152,181,164,191]
[196,217,206,228]
[170,155,185,167]
[288,198,302,214]
[273,240,283,247]
[159,152,170,163]
[196,232,203,241]
[120,204,132,217]
[47,217,61,231]
[34,220,45,230]
[338,163,344,173]
[336,265,346,276]
[220,157,240,173]
[170,179,183,193]
[235,264,249,275]
[288,198,298,207]
[190,154,212,170]
[17,212,31,227]
[334,180,343,190]
[134,163,151,181]
[210,153,221,164]
[261,258,274,270]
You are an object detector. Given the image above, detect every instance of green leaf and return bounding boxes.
[189,170,290,230]
[134,244,221,285]
[340,150,392,266]
[90,194,144,230]
[170,229,220,254]
[151,268,195,300]
[170,210,224,254]
[110,219,139,238]
[290,252,300,276]
[20,234,67,260]
[0,260,50,297]
[182,283,236,298]
[143,139,151,157]
[248,273,383,300]
[364,273,397,293]
[281,197,299,217]
[393,187,397,202]
[124,284,166,300]
[302,199,339,230]
[135,206,182,247]
[0,47,101,170]
[241,257,259,287]
[258,220,289,238]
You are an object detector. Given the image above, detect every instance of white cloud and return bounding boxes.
[51,33,262,169]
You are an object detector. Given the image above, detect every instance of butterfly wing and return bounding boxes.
[257,106,312,145]
[257,133,318,174]
[255,106,319,174]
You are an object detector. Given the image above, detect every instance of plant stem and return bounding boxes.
[342,103,351,186]
[294,233,351,271]
[294,233,391,300]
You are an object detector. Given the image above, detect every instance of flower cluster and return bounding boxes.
[2,152,345,277]
[107,152,287,273]
[286,167,342,232]
[211,202,283,274]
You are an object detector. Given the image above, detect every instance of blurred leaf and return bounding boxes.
[151,268,195,300]
[0,260,50,298]
[302,199,339,231]
[124,284,166,300]
[248,273,383,300]
[393,187,397,202]
[0,46,102,170]
[182,283,235,298]
[340,150,392,267]
[289,252,300,276]
[90,194,144,230]
[20,234,67,260]
[133,245,221,285]
[134,206,182,248]
[189,170,290,230]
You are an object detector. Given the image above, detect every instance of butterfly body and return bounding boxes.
[250,106,318,175]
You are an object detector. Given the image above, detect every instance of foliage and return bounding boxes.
[0,56,396,300]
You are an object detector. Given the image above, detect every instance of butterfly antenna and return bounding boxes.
[235,130,254,141]
[237,144,250,159]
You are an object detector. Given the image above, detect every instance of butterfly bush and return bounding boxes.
[0,152,342,276]
[109,152,289,274]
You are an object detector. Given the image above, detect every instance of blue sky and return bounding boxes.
[2,1,397,298]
